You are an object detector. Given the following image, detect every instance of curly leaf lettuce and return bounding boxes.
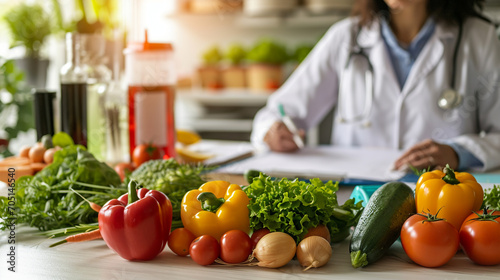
[483,184,500,210]
[245,174,363,243]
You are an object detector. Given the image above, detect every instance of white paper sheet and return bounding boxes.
[185,140,255,167]
[216,146,407,181]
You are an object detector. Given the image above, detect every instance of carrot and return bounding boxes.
[0,165,34,183]
[70,187,102,212]
[0,156,30,167]
[89,202,102,212]
[49,229,102,247]
[30,162,47,173]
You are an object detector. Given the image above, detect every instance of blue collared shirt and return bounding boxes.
[380,17,436,89]
[380,17,483,170]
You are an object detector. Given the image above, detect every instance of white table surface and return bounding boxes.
[1,170,499,279]
[1,211,499,279]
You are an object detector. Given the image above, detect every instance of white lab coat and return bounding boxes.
[251,16,500,171]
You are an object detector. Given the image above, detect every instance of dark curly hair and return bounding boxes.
[352,0,487,26]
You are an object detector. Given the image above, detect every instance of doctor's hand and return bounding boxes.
[393,139,459,171]
[264,121,305,153]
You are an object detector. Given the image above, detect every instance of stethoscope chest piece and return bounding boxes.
[438,89,462,110]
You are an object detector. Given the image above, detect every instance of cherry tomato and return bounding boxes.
[460,209,500,265]
[114,163,135,181]
[189,235,220,266]
[168,228,196,257]
[401,213,459,267]
[220,230,253,264]
[132,144,163,167]
[250,228,270,249]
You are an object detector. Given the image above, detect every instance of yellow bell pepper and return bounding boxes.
[181,180,250,240]
[415,165,483,230]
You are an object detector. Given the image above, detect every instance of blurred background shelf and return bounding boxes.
[177,89,270,106]
[176,89,269,141]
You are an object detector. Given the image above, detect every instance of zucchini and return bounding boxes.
[349,181,415,268]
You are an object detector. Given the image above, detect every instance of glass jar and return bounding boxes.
[124,33,176,159]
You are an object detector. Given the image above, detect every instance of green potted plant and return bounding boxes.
[198,46,224,89]
[3,3,53,89]
[246,39,289,92]
[0,58,34,157]
[222,43,247,88]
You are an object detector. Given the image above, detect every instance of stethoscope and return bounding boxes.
[337,20,464,127]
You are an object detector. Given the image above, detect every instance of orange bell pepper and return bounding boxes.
[415,165,483,230]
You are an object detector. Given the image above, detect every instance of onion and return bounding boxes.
[253,232,296,268]
[296,236,332,271]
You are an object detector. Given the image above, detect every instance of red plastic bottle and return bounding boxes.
[124,32,176,158]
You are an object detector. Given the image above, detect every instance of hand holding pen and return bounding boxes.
[263,104,305,152]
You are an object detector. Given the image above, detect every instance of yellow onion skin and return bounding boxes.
[296,236,332,271]
[253,232,296,268]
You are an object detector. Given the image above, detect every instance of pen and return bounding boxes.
[278,103,305,149]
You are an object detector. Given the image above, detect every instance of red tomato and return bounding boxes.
[460,210,500,265]
[220,230,253,264]
[189,235,220,266]
[168,228,196,257]
[304,224,331,243]
[401,214,459,267]
[132,144,163,167]
[250,228,270,249]
[114,163,135,181]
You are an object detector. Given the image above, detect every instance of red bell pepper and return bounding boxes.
[98,181,172,260]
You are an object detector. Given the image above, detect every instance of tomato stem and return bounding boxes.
[416,208,446,223]
[442,164,460,185]
[469,207,500,222]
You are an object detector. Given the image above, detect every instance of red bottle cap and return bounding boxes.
[125,30,173,53]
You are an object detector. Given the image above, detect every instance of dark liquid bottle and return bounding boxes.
[32,89,56,141]
[60,33,89,146]
[60,83,87,146]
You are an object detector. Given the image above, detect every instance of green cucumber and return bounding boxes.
[349,181,415,268]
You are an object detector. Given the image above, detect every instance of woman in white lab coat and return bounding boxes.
[251,0,500,171]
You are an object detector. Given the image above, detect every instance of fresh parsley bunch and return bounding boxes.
[0,146,124,231]
[245,173,363,243]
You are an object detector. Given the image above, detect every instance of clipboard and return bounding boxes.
[216,146,406,183]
